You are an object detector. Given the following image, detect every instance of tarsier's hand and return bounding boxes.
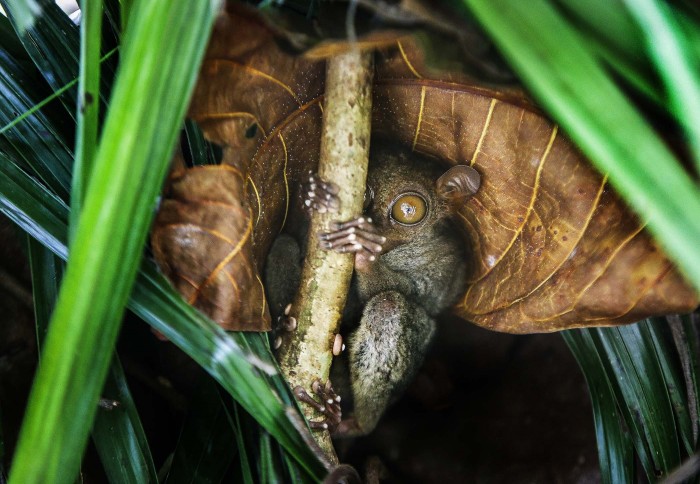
[303,171,386,264]
[318,217,386,264]
[294,379,342,432]
[302,172,340,214]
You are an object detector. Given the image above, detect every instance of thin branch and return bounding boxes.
[278,48,374,461]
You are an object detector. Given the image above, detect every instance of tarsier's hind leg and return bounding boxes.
[265,234,302,321]
[348,290,435,435]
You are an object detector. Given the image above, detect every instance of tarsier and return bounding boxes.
[265,142,481,436]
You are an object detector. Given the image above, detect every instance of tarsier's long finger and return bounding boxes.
[309,420,332,430]
[318,233,384,255]
[329,216,377,232]
[313,380,342,419]
[294,386,326,413]
[302,172,340,213]
[319,226,386,246]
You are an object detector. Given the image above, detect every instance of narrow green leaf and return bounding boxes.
[8,2,220,482]
[0,51,73,198]
[92,359,158,484]
[563,330,635,484]
[554,0,663,106]
[1,0,42,34]
[165,380,235,484]
[669,313,700,447]
[622,0,700,172]
[120,0,133,32]
[597,325,681,479]
[461,0,700,292]
[0,142,326,482]
[183,119,220,167]
[644,318,694,454]
[0,158,69,258]
[1,0,80,117]
[259,431,280,483]
[229,397,255,484]
[555,0,648,67]
[27,222,157,483]
[26,237,61,349]
[584,328,655,477]
[70,0,103,241]
[0,12,27,59]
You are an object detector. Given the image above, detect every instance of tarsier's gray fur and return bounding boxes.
[266,143,469,435]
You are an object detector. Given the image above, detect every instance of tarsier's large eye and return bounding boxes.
[390,193,427,225]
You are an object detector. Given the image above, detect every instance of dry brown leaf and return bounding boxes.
[151,5,698,333]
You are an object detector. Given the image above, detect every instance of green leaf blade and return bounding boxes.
[563,330,635,484]
[92,359,158,484]
[7,2,219,482]
[0,154,325,480]
[70,0,103,241]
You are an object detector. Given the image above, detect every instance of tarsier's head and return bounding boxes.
[364,143,481,251]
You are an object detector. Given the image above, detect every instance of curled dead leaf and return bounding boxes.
[151,5,698,333]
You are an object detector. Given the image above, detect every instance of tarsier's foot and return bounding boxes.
[303,172,340,214]
[318,217,386,262]
[294,379,342,432]
[272,303,297,350]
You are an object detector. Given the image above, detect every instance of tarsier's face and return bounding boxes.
[363,146,450,252]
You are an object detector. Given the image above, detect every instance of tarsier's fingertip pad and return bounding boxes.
[333,334,344,355]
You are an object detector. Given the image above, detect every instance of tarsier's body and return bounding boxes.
[266,143,480,436]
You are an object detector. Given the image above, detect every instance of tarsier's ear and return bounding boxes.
[436,165,481,204]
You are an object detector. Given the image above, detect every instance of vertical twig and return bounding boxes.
[278,48,374,460]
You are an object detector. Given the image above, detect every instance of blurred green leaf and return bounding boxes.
[8,2,220,482]
[0,46,73,198]
[563,330,635,484]
[622,0,700,172]
[461,0,700,293]
[165,380,235,484]
[645,319,694,454]
[229,397,255,484]
[182,119,221,167]
[27,231,157,483]
[598,324,681,479]
[0,158,68,258]
[555,0,662,104]
[0,12,27,59]
[669,314,700,448]
[0,0,80,117]
[70,0,103,241]
[1,0,42,34]
[566,318,699,482]
[92,359,158,484]
[0,135,325,482]
[26,237,61,348]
